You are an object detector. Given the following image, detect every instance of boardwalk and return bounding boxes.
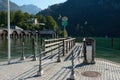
[0,43,120,80]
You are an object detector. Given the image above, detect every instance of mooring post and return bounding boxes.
[69,50,76,80]
[37,37,44,76]
[37,46,43,76]
[32,37,37,61]
[57,43,61,62]
[21,36,25,60]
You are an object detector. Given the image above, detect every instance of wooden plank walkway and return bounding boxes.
[0,43,120,80]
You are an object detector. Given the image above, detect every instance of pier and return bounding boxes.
[0,38,120,80]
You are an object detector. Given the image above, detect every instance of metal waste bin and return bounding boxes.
[83,38,95,64]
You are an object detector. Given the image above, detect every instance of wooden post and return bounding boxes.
[66,41,68,53]
[63,40,65,56]
[69,40,71,51]
[71,40,72,49]
[57,44,61,62]
[42,39,45,56]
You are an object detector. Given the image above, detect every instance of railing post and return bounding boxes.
[57,44,61,62]
[42,39,45,56]
[70,40,72,49]
[63,40,65,56]
[66,41,68,53]
[69,40,71,51]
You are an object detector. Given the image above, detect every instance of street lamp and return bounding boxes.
[7,0,11,64]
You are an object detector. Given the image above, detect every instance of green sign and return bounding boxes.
[62,21,68,27]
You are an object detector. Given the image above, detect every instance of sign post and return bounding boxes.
[62,16,68,38]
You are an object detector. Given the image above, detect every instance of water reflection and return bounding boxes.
[0,37,40,61]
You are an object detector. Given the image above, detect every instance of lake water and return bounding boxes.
[0,37,41,61]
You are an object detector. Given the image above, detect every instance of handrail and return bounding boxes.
[42,38,76,55]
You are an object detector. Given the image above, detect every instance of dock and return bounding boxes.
[0,43,120,80]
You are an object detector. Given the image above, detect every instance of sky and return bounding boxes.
[10,0,67,10]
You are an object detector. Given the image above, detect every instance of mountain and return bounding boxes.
[38,0,120,37]
[0,0,41,14]
[20,4,41,14]
[0,0,20,11]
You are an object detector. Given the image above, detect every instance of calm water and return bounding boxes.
[0,37,41,61]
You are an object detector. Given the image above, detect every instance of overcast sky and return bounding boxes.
[10,0,67,10]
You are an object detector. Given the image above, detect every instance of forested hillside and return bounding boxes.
[38,0,120,37]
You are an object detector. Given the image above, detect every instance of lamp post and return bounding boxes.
[7,0,11,64]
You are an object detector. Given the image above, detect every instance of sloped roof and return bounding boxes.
[39,30,55,34]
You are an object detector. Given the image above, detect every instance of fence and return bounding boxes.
[42,38,76,56]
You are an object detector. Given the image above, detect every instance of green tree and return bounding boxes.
[24,12,30,21]
[14,10,25,27]
[46,16,58,31]
[10,11,15,25]
[0,11,7,27]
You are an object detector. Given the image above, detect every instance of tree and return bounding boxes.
[24,12,30,21]
[14,10,25,27]
[46,16,59,31]
[10,11,15,25]
[0,11,7,27]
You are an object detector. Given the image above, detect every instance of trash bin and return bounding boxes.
[83,38,95,64]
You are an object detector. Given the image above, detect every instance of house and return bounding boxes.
[27,18,38,25]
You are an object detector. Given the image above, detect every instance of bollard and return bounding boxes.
[21,37,25,60]
[37,46,44,76]
[57,44,61,62]
[32,37,37,61]
[69,50,76,80]
[37,37,44,76]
